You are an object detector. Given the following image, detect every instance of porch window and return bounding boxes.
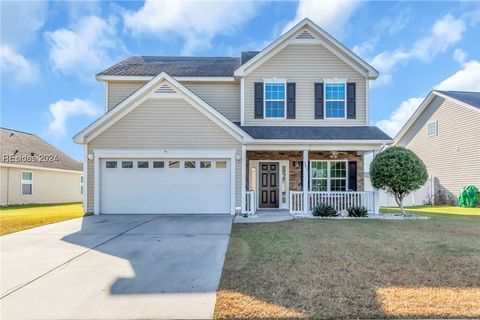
[330,161,347,191]
[250,167,257,191]
[281,165,287,204]
[310,161,347,191]
[264,82,286,118]
[325,82,346,118]
[311,161,328,191]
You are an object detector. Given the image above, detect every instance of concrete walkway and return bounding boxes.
[1,214,233,320]
[234,211,293,223]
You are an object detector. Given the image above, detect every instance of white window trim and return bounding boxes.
[309,160,348,192]
[324,82,347,119]
[427,120,438,137]
[21,171,33,196]
[263,78,287,119]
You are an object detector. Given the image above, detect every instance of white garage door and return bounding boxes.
[100,159,231,214]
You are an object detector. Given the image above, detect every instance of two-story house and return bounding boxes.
[74,19,392,216]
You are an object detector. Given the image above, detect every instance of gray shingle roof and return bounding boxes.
[236,125,392,140]
[436,90,480,109]
[1,128,82,171]
[240,51,260,64]
[97,56,242,77]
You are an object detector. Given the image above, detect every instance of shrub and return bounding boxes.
[312,203,337,217]
[347,206,369,217]
[370,146,428,215]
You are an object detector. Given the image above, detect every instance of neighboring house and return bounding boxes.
[74,18,392,216]
[1,128,83,206]
[393,90,480,205]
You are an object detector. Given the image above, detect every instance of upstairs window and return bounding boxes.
[325,82,346,118]
[264,82,286,118]
[427,121,438,136]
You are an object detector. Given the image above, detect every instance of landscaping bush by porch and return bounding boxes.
[347,206,369,217]
[311,203,337,217]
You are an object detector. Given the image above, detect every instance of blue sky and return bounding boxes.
[1,0,479,161]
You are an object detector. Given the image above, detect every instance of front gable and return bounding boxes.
[89,97,240,150]
[235,19,378,79]
[242,38,368,126]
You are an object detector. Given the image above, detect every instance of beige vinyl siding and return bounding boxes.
[86,98,241,212]
[244,43,367,126]
[183,82,240,122]
[107,81,146,110]
[107,81,241,122]
[397,96,480,200]
[0,167,82,206]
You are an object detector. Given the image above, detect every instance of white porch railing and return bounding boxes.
[290,191,375,215]
[290,191,304,215]
[245,191,256,215]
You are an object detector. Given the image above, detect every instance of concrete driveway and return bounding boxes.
[1,214,233,320]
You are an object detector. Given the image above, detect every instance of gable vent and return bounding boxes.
[296,30,315,40]
[155,83,176,94]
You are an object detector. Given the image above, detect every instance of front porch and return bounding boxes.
[242,150,377,216]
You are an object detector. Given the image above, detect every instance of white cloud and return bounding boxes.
[375,97,424,138]
[48,98,98,136]
[0,1,46,85]
[370,14,466,85]
[123,0,260,55]
[283,0,360,37]
[0,0,48,49]
[452,48,467,64]
[375,10,411,35]
[0,45,39,84]
[352,37,378,57]
[45,15,125,78]
[436,60,480,92]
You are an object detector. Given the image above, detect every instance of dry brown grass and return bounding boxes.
[377,287,480,318]
[215,214,480,319]
[216,290,306,319]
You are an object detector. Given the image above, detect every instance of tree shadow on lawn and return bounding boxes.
[215,218,480,319]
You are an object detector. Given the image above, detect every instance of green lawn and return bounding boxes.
[0,203,87,235]
[215,210,480,319]
[381,205,480,216]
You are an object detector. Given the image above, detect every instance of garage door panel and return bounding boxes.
[100,159,230,214]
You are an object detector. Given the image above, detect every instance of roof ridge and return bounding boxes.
[0,127,34,135]
[138,55,240,59]
[436,90,480,94]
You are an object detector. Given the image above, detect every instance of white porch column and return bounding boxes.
[372,150,380,214]
[241,145,247,214]
[303,149,309,215]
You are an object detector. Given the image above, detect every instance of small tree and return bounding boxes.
[370,146,428,214]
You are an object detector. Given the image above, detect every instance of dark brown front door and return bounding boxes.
[259,162,279,208]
